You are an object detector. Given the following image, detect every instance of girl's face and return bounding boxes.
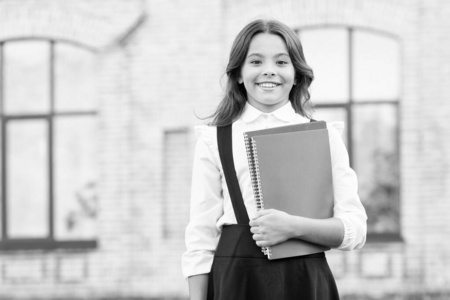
[239,33,296,113]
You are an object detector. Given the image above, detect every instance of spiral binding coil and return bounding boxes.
[244,132,270,258]
[244,133,263,211]
[251,140,264,211]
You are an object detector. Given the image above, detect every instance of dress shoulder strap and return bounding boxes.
[217,125,250,225]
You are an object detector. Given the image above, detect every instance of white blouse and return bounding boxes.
[182,102,367,279]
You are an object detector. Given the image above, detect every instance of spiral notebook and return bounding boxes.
[243,121,334,260]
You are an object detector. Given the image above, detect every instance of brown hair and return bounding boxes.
[210,19,314,126]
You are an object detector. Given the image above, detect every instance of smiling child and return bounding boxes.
[182,19,367,300]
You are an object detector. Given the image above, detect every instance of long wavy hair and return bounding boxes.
[209,19,315,126]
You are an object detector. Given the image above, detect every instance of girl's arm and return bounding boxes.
[250,126,366,250]
[249,209,344,248]
[182,127,223,287]
[188,274,209,300]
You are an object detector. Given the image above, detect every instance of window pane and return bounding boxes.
[55,44,97,112]
[7,120,49,238]
[312,107,348,146]
[353,104,399,234]
[299,29,349,104]
[54,116,98,240]
[4,41,50,114]
[353,31,400,101]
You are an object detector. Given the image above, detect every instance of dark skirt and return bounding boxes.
[207,225,340,300]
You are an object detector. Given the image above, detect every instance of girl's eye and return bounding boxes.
[250,60,262,64]
[277,60,288,65]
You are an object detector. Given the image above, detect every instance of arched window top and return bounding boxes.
[298,27,401,104]
[1,39,98,116]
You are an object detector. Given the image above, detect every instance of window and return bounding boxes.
[0,40,98,250]
[299,28,400,239]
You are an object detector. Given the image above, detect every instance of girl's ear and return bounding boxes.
[294,78,297,85]
[238,77,243,84]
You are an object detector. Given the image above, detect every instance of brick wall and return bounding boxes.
[1,0,450,299]
[122,0,224,296]
[0,0,147,298]
[416,0,450,291]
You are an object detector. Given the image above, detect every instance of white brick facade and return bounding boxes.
[0,0,449,299]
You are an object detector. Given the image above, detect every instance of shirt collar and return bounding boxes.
[241,101,299,123]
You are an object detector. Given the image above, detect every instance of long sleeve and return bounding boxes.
[328,126,367,251]
[182,128,224,279]
[181,106,368,279]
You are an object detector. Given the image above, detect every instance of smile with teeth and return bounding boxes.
[257,82,280,88]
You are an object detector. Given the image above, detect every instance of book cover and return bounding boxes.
[244,122,334,260]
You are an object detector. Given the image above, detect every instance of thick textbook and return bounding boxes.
[243,121,334,260]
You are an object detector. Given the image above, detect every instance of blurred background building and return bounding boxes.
[0,0,449,299]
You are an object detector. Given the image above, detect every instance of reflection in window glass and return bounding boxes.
[7,120,49,238]
[4,41,50,114]
[312,107,348,146]
[54,116,98,240]
[353,31,400,101]
[353,104,399,234]
[55,44,97,112]
[300,29,349,103]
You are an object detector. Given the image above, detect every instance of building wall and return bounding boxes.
[415,0,450,291]
[0,1,149,298]
[0,0,450,299]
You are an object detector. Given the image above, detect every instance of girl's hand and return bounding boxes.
[249,209,296,247]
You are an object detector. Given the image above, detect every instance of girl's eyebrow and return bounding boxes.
[275,53,291,59]
[246,53,290,58]
[246,53,263,58]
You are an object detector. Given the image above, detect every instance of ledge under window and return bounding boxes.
[0,239,97,251]
[367,233,403,243]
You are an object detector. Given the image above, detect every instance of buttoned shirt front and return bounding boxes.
[182,102,367,279]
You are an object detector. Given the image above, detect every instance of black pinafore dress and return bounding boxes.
[207,124,340,300]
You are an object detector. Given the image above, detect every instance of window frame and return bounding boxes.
[297,26,402,242]
[0,38,98,251]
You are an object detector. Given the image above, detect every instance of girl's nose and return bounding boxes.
[263,70,276,76]
[262,62,276,76]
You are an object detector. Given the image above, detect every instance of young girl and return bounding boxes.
[182,19,367,300]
